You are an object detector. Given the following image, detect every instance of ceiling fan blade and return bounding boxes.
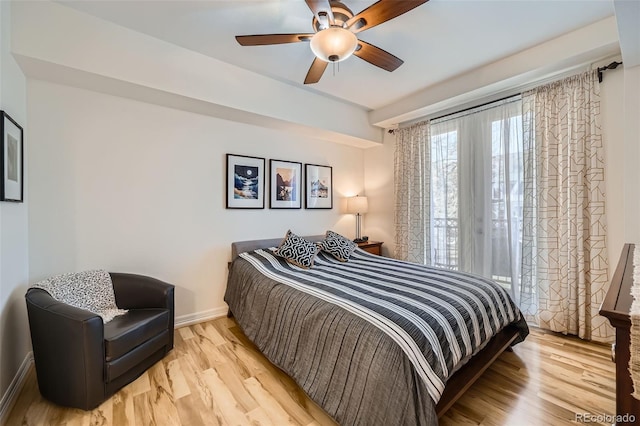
[236,34,314,46]
[304,57,328,84]
[347,0,429,33]
[305,0,335,27]
[353,40,403,72]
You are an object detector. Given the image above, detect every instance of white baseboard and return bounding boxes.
[174,306,228,328]
[0,352,34,426]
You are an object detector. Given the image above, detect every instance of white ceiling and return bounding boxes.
[59,0,615,111]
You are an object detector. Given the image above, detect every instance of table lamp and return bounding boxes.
[347,195,368,243]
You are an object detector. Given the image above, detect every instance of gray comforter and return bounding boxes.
[225,248,528,426]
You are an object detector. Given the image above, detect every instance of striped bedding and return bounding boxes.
[225,247,529,425]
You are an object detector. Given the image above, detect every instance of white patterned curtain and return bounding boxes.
[521,70,613,342]
[394,122,431,264]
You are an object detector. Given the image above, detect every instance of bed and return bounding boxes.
[225,235,529,425]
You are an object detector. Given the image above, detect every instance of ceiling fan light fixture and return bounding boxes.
[309,27,357,63]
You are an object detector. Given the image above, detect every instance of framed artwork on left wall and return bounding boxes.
[226,154,265,209]
[1,111,24,203]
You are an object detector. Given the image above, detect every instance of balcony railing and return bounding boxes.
[432,217,459,270]
[432,217,515,288]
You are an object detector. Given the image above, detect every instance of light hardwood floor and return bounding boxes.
[5,318,615,426]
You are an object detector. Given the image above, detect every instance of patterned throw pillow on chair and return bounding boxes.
[274,230,319,269]
[319,230,357,262]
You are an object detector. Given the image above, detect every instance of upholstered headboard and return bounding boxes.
[231,235,325,261]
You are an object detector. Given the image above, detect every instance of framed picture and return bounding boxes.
[1,111,24,203]
[226,154,265,209]
[305,163,332,209]
[270,159,302,209]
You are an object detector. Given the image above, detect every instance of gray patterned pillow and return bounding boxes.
[274,230,318,269]
[319,230,357,262]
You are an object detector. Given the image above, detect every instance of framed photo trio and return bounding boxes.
[225,154,333,211]
[1,111,24,203]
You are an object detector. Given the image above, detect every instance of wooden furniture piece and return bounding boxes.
[357,240,383,256]
[600,243,640,425]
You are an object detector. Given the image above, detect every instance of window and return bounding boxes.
[429,98,523,290]
[431,129,458,270]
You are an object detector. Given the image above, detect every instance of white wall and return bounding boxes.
[0,0,30,410]
[622,65,640,245]
[363,68,627,270]
[600,67,627,260]
[363,131,396,257]
[27,80,365,322]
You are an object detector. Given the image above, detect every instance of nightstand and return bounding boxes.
[357,241,383,256]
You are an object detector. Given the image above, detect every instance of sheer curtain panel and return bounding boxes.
[430,99,524,290]
[394,122,431,264]
[521,70,613,342]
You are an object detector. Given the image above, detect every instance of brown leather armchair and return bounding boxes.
[25,273,174,410]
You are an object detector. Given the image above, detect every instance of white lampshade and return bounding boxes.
[347,196,368,214]
[310,27,358,63]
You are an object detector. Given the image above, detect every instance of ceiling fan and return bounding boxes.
[235,0,429,84]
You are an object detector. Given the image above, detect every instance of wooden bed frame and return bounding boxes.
[229,236,521,418]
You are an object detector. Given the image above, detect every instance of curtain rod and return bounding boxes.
[388,61,624,134]
[430,94,521,123]
[597,61,623,83]
[388,94,520,134]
